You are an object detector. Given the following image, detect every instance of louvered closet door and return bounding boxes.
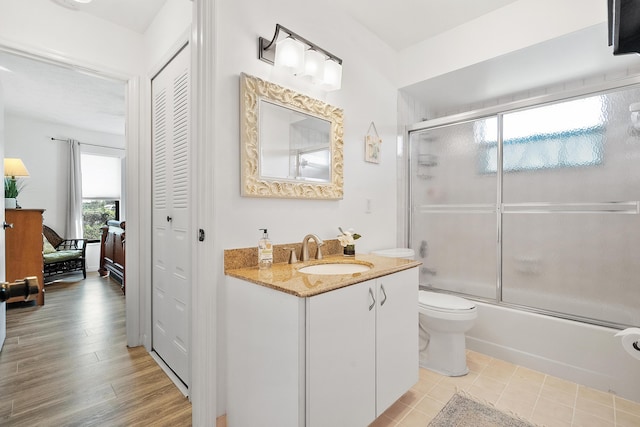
[151,44,191,387]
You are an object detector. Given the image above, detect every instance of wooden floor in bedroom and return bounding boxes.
[0,273,192,426]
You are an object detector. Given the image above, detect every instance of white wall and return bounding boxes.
[4,114,124,233]
[397,0,607,89]
[215,0,398,251]
[143,0,193,72]
[213,0,399,413]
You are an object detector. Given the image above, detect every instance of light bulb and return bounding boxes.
[274,37,305,75]
[303,49,325,83]
[322,59,342,91]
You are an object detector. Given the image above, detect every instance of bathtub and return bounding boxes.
[465,300,640,403]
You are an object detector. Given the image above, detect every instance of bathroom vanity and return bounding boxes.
[225,254,420,427]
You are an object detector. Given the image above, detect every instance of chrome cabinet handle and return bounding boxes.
[368,287,375,311]
[3,221,13,229]
[380,284,387,306]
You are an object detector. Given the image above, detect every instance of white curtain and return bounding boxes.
[66,139,83,238]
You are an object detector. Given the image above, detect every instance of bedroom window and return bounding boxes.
[81,153,122,240]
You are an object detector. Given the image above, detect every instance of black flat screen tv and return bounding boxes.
[608,0,640,55]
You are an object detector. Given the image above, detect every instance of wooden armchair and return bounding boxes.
[42,225,88,282]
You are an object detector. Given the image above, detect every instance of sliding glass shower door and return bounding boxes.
[501,89,640,327]
[409,85,640,328]
[410,118,498,299]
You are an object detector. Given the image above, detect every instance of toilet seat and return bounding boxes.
[419,291,476,311]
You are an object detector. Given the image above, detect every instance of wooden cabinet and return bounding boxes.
[5,209,45,305]
[226,267,418,427]
[99,220,125,293]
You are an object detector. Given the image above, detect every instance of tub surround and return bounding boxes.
[224,241,421,297]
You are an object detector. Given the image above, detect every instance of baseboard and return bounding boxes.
[150,351,189,398]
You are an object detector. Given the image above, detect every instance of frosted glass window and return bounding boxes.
[481,96,605,173]
[503,87,640,204]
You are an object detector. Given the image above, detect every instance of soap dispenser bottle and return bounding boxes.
[258,228,273,270]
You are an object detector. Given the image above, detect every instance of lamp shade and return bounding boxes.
[4,158,29,178]
[322,59,342,91]
[274,37,305,75]
[303,49,325,83]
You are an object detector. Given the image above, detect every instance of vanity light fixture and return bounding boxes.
[259,24,343,91]
[274,37,305,75]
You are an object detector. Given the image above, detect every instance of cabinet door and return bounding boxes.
[376,268,419,415]
[307,280,376,427]
[5,210,44,306]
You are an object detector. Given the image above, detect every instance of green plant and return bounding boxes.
[4,177,19,198]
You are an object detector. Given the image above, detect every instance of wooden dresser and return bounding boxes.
[5,209,45,305]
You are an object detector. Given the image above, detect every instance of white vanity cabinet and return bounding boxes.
[307,267,418,426]
[226,267,418,427]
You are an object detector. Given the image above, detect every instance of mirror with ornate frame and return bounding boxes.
[240,73,344,199]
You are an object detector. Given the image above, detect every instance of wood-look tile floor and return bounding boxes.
[0,273,192,426]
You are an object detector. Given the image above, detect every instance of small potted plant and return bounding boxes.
[4,177,22,209]
[338,227,361,257]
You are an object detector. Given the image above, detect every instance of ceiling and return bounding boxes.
[0,0,636,136]
[50,0,168,34]
[331,0,520,51]
[0,50,126,135]
[0,0,173,136]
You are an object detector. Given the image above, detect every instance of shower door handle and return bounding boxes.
[419,241,427,258]
[368,287,376,311]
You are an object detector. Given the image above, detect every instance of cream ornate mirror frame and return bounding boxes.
[240,73,344,199]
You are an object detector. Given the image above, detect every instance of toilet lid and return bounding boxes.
[371,248,415,258]
[419,291,476,310]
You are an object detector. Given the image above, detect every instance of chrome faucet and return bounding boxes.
[301,234,324,261]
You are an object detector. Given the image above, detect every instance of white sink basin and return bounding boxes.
[298,263,371,275]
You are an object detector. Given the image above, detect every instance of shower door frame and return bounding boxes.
[405,74,640,330]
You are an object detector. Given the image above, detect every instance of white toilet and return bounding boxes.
[418,291,477,376]
[371,247,478,377]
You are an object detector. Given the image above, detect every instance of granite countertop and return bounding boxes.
[225,253,421,297]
